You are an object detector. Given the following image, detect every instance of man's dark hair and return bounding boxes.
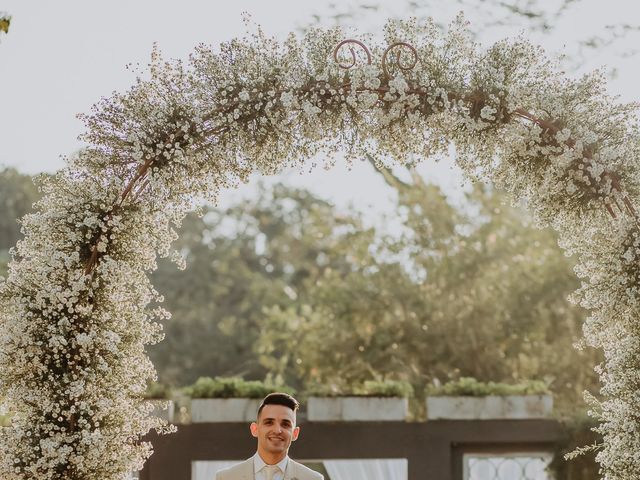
[257,392,299,419]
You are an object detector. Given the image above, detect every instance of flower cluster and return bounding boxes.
[0,14,639,479]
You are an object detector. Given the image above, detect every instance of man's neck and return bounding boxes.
[257,449,287,466]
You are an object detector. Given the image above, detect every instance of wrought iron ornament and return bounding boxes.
[333,39,372,69]
[382,42,419,76]
[333,39,420,76]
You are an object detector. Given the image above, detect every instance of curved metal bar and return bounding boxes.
[333,39,372,69]
[381,41,419,77]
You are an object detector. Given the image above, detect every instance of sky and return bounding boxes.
[1,0,639,221]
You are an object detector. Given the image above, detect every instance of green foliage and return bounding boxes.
[0,167,599,418]
[0,395,10,427]
[425,377,549,397]
[358,380,414,397]
[256,166,600,416]
[0,167,41,248]
[143,382,172,400]
[307,380,413,398]
[549,414,602,480]
[184,376,294,399]
[149,183,369,386]
[0,167,42,277]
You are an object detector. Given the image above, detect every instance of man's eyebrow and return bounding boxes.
[261,416,294,425]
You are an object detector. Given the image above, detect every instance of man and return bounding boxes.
[215,392,323,480]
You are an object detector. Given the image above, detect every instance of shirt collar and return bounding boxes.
[253,452,289,475]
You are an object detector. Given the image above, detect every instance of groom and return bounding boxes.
[215,392,323,480]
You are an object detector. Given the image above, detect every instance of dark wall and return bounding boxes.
[141,420,562,480]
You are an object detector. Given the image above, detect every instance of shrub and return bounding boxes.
[425,377,550,397]
[357,380,414,397]
[143,382,172,400]
[307,380,413,398]
[549,414,601,480]
[184,376,294,399]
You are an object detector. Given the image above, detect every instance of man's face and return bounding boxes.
[250,404,300,456]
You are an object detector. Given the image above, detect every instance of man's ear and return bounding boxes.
[250,422,259,438]
[291,426,300,442]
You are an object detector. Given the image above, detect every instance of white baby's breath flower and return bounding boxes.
[0,15,638,480]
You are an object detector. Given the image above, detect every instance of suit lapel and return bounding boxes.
[240,458,254,480]
[284,458,295,480]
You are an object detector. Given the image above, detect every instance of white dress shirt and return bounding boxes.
[253,453,289,480]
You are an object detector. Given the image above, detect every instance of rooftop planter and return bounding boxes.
[307,380,413,422]
[185,376,294,423]
[425,377,553,420]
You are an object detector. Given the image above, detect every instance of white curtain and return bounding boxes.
[192,461,239,480]
[323,459,407,480]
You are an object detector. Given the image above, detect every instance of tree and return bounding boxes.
[0,163,601,416]
[0,167,41,275]
[0,165,603,478]
[148,183,373,386]
[257,168,601,415]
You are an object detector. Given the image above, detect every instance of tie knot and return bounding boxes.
[264,464,280,480]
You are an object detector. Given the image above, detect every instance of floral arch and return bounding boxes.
[1,16,639,480]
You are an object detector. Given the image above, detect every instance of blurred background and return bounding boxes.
[2,1,640,479]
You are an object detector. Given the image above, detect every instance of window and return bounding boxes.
[463,452,552,480]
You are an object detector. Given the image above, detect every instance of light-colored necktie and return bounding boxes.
[264,465,280,480]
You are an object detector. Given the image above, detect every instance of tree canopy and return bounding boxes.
[0,166,599,415]
[254,167,600,414]
[0,168,41,273]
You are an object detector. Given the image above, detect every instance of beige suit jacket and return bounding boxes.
[215,457,323,480]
